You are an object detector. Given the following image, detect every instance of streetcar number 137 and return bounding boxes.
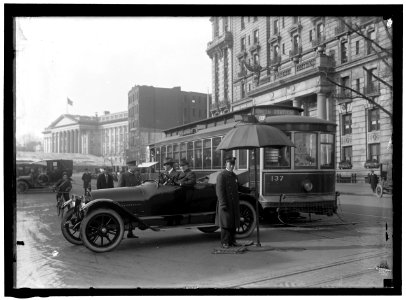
[269,175,284,182]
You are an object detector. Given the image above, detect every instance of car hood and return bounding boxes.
[90,183,156,202]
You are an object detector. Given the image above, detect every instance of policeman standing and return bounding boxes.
[215,156,243,248]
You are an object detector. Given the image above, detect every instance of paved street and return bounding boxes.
[14,175,393,289]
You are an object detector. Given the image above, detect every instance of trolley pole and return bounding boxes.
[254,150,261,247]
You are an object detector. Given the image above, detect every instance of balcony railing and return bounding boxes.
[334,89,352,99]
[218,100,230,109]
[206,31,233,57]
[364,83,380,96]
[312,35,326,47]
[289,46,302,57]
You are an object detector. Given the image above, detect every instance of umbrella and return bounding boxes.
[216,123,295,247]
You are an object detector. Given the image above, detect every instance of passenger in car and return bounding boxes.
[159,158,180,186]
[176,158,196,187]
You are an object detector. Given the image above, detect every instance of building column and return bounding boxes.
[70,130,74,153]
[317,93,327,120]
[326,95,332,121]
[73,130,77,153]
[58,132,61,153]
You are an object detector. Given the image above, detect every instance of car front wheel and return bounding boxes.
[376,184,384,198]
[17,181,29,194]
[80,208,124,253]
[236,200,256,239]
[61,208,83,245]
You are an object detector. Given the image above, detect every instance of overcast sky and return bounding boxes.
[15,17,212,140]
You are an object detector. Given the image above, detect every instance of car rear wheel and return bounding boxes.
[197,225,219,233]
[61,208,83,245]
[80,208,124,253]
[17,181,28,194]
[236,200,256,239]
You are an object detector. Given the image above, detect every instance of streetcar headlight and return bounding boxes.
[302,180,313,192]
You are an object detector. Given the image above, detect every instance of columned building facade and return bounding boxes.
[207,16,393,171]
[43,111,129,166]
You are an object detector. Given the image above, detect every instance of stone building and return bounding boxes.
[43,111,128,166]
[127,85,209,163]
[206,16,392,171]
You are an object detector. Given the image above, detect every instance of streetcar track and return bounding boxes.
[231,250,389,288]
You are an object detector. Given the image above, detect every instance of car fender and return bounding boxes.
[82,199,140,223]
[17,178,31,187]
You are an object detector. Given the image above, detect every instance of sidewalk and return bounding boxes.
[336,182,375,196]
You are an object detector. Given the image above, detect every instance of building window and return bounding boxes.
[253,53,259,65]
[341,76,350,96]
[366,29,376,55]
[282,43,285,55]
[253,16,258,22]
[309,30,313,42]
[368,143,380,162]
[342,113,352,135]
[355,40,360,55]
[341,40,348,63]
[368,108,380,131]
[293,16,298,24]
[316,23,324,39]
[282,17,285,28]
[241,17,245,30]
[254,29,259,44]
[355,78,360,92]
[241,37,246,52]
[342,146,352,162]
[273,19,279,34]
[273,44,280,59]
[366,68,378,93]
[241,81,246,99]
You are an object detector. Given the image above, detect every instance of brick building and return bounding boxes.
[127,85,209,163]
[206,16,393,173]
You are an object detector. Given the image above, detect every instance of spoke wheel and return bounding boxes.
[17,181,28,194]
[80,208,124,253]
[61,208,83,245]
[236,200,256,239]
[376,184,384,198]
[197,225,219,233]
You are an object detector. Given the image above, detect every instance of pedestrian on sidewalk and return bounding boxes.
[81,168,92,194]
[369,170,378,193]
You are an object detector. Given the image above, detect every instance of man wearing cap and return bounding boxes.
[215,156,243,248]
[176,158,196,187]
[118,164,142,187]
[159,158,180,186]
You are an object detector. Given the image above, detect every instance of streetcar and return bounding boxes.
[148,104,338,217]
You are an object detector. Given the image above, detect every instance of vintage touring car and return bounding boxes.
[61,179,257,253]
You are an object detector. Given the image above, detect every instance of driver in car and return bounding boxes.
[159,158,180,186]
[176,158,196,187]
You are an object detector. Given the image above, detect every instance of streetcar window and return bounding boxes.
[167,145,173,158]
[238,149,248,169]
[264,146,291,169]
[203,139,212,169]
[187,142,194,169]
[294,132,317,168]
[212,137,222,169]
[173,144,180,163]
[194,140,203,169]
[180,142,187,160]
[320,133,334,169]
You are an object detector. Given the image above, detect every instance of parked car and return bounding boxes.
[364,159,380,169]
[338,160,352,169]
[17,159,73,193]
[61,180,257,253]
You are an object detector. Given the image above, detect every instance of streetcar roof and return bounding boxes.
[264,115,337,125]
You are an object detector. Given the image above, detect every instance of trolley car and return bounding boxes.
[149,104,337,217]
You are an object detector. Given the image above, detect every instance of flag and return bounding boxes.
[67,98,73,106]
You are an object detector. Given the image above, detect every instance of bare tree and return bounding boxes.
[323,16,393,122]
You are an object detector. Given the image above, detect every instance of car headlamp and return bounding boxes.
[302,179,313,192]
